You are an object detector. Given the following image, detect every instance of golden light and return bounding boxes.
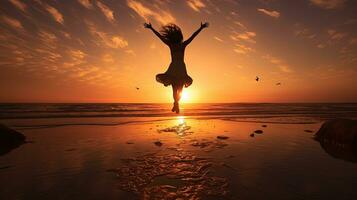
[181,90,189,103]
[177,116,185,124]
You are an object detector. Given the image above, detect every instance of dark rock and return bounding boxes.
[65,148,77,151]
[0,165,14,170]
[262,125,267,128]
[0,124,26,156]
[217,135,229,140]
[314,119,357,162]
[254,130,263,134]
[154,141,163,147]
[126,141,134,144]
[250,133,255,137]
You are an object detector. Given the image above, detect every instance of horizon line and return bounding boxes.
[0,102,357,104]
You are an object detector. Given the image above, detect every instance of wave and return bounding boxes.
[0,103,356,120]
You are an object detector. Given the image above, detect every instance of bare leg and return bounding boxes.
[171,84,183,113]
[171,85,177,112]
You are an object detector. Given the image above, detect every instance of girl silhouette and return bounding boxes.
[144,22,209,113]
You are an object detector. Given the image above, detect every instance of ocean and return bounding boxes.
[0,103,356,121]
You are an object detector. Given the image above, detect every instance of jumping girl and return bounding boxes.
[144,22,209,113]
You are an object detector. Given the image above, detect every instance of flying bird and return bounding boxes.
[255,76,259,82]
[135,87,140,90]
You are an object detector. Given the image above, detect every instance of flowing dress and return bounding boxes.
[156,43,193,88]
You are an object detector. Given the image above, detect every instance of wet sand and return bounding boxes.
[0,117,357,199]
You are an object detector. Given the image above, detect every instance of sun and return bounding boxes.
[181,90,190,103]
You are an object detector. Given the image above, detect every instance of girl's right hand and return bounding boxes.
[201,22,209,29]
[144,23,152,29]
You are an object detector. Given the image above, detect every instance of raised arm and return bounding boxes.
[183,22,209,46]
[144,23,168,45]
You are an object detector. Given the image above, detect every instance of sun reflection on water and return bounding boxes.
[157,116,192,136]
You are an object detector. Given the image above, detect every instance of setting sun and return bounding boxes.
[181,90,189,103]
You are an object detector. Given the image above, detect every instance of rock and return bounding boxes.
[314,119,357,162]
[154,141,163,147]
[217,135,229,140]
[0,165,14,170]
[262,125,267,128]
[126,141,134,144]
[315,119,357,145]
[0,124,26,156]
[65,148,77,151]
[254,130,263,134]
[250,133,255,137]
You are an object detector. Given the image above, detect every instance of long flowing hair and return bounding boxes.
[160,23,183,44]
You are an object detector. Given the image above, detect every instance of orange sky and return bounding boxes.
[0,0,356,103]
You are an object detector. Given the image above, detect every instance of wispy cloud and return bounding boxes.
[127,0,175,25]
[294,28,316,39]
[231,31,257,44]
[38,30,57,43]
[87,22,128,49]
[214,36,223,42]
[9,0,27,12]
[111,36,129,48]
[349,38,357,45]
[1,15,23,30]
[45,4,64,24]
[263,54,293,73]
[327,29,348,40]
[63,49,87,67]
[37,29,58,50]
[257,8,280,18]
[233,44,254,54]
[187,0,206,12]
[96,1,115,23]
[77,0,93,9]
[234,21,247,30]
[309,0,347,9]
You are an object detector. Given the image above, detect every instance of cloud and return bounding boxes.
[96,1,115,22]
[45,4,64,24]
[127,0,175,25]
[349,38,357,45]
[234,21,247,30]
[125,49,136,56]
[9,0,27,12]
[233,44,254,54]
[102,54,114,63]
[327,29,348,40]
[187,0,206,12]
[87,22,128,48]
[64,49,87,67]
[1,15,23,30]
[263,54,293,73]
[309,0,346,9]
[317,43,326,48]
[257,8,280,18]
[294,28,316,39]
[293,24,317,41]
[77,0,93,9]
[35,48,62,62]
[214,36,223,42]
[111,36,129,48]
[38,30,57,44]
[231,31,257,43]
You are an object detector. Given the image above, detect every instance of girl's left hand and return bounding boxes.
[144,22,152,29]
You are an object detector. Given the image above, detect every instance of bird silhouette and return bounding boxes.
[135,87,140,90]
[255,76,259,82]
